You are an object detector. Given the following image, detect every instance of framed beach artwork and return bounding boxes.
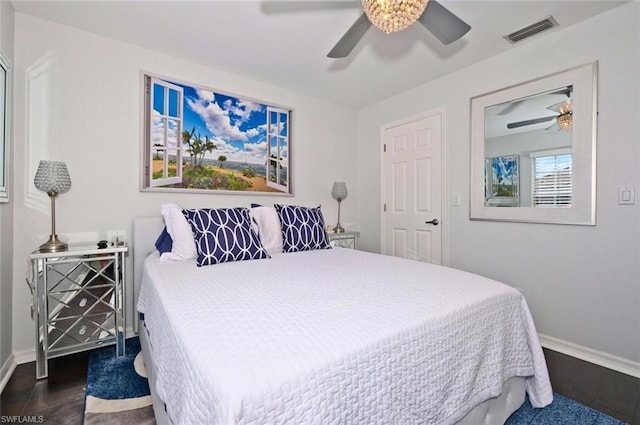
[141,73,292,195]
[485,155,519,206]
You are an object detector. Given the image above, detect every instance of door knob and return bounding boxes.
[425,219,439,226]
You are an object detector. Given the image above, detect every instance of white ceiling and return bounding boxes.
[10,0,627,109]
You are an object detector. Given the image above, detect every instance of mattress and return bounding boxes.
[137,248,552,425]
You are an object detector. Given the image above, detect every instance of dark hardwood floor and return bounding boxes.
[1,348,639,424]
[544,349,640,424]
[1,351,90,424]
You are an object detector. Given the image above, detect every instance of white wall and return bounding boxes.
[0,0,15,381]
[11,13,358,356]
[357,3,640,364]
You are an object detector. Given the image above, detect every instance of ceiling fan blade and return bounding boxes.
[507,116,556,129]
[547,100,572,114]
[545,121,561,132]
[552,86,572,97]
[418,0,471,45]
[497,99,525,116]
[327,12,371,58]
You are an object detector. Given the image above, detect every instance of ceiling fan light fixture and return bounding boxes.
[362,0,429,34]
[557,113,573,131]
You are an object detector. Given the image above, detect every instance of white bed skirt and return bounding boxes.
[138,316,526,425]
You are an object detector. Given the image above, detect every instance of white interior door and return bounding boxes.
[382,111,443,264]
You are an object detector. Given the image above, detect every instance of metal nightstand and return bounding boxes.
[328,231,360,249]
[28,243,128,379]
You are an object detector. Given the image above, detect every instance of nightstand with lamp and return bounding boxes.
[28,160,127,379]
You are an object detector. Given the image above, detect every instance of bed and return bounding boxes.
[133,211,552,425]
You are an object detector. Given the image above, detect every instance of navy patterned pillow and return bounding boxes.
[182,207,269,266]
[274,204,332,253]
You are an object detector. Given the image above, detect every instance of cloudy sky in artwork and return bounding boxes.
[152,79,289,166]
[184,84,287,165]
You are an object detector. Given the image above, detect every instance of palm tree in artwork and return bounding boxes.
[202,136,217,166]
[182,127,197,165]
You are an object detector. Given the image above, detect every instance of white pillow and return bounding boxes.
[159,203,197,261]
[249,206,283,253]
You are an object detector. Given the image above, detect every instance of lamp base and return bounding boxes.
[39,235,68,253]
[333,224,345,233]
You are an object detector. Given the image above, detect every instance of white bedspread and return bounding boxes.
[138,248,552,425]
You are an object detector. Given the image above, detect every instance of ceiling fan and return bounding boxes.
[262,1,470,58]
[506,88,573,132]
[327,0,471,58]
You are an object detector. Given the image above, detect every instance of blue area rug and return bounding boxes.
[83,337,155,425]
[84,337,627,425]
[507,394,627,425]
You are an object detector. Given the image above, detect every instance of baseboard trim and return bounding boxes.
[0,354,17,394]
[539,333,640,378]
[13,347,35,365]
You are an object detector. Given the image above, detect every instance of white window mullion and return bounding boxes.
[150,78,183,187]
[266,106,289,192]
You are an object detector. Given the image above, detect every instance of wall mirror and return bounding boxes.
[470,62,597,225]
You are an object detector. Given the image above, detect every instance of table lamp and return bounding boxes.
[34,160,72,252]
[331,181,347,233]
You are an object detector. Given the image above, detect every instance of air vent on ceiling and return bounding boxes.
[504,16,558,44]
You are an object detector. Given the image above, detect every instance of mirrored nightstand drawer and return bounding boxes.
[328,231,360,250]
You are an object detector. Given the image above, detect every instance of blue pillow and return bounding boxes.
[182,207,269,266]
[274,204,332,253]
[154,227,173,254]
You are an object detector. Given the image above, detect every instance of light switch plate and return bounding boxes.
[618,187,635,205]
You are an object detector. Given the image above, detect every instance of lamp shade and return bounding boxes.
[332,182,348,202]
[34,160,72,194]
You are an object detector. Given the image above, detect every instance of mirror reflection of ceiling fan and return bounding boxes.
[506,87,573,132]
[264,1,471,58]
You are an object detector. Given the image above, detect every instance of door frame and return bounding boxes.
[379,107,449,266]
